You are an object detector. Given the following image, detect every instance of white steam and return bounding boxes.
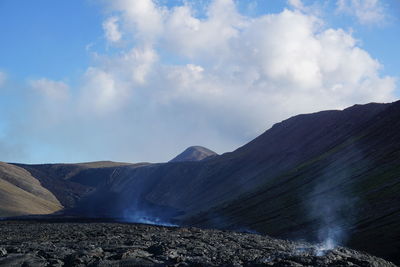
[309,161,358,255]
[123,209,177,227]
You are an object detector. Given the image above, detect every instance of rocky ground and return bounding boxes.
[0,220,396,267]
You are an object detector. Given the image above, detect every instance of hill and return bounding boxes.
[1,101,399,263]
[11,161,148,209]
[65,101,399,263]
[0,162,62,217]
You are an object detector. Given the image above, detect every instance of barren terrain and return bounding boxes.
[0,220,396,266]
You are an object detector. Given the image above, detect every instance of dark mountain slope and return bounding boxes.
[14,161,147,208]
[65,101,400,263]
[184,101,400,263]
[64,102,397,217]
[114,103,390,215]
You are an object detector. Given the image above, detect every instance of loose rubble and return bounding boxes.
[0,221,396,266]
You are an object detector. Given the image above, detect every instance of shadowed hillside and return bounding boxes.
[65,101,400,263]
[12,161,148,209]
[184,102,400,263]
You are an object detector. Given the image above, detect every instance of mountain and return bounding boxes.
[183,102,400,263]
[10,161,148,209]
[169,146,217,162]
[0,101,399,263]
[0,162,62,217]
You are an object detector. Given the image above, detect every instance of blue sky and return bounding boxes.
[1,0,399,82]
[0,0,399,163]
[0,0,103,81]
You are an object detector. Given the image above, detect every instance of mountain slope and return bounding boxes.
[0,162,62,217]
[183,101,400,263]
[13,161,147,208]
[99,103,391,217]
[62,101,399,263]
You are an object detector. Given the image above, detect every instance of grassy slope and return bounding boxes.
[13,161,148,208]
[0,162,62,217]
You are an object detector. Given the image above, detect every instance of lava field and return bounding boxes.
[0,221,396,266]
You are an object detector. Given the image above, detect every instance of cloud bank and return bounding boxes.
[1,0,397,163]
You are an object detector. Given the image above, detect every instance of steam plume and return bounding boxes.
[309,160,358,255]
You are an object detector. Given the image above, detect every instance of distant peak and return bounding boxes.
[169,146,218,163]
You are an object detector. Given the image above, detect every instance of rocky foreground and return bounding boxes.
[0,221,396,267]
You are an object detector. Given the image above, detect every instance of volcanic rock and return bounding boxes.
[0,248,6,257]
[0,221,395,266]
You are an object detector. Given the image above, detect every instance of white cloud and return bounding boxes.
[9,0,397,163]
[112,0,164,45]
[30,78,69,101]
[98,0,395,137]
[287,0,324,17]
[129,46,158,84]
[164,1,244,60]
[28,79,70,127]
[80,67,126,114]
[336,0,387,24]
[78,44,158,115]
[0,71,6,87]
[288,0,306,11]
[103,16,122,43]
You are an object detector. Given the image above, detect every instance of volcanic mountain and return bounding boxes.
[0,100,399,264]
[169,146,217,162]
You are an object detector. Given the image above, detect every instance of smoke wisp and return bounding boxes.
[122,209,177,227]
[309,165,358,256]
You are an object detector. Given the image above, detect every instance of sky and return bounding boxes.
[0,0,399,164]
